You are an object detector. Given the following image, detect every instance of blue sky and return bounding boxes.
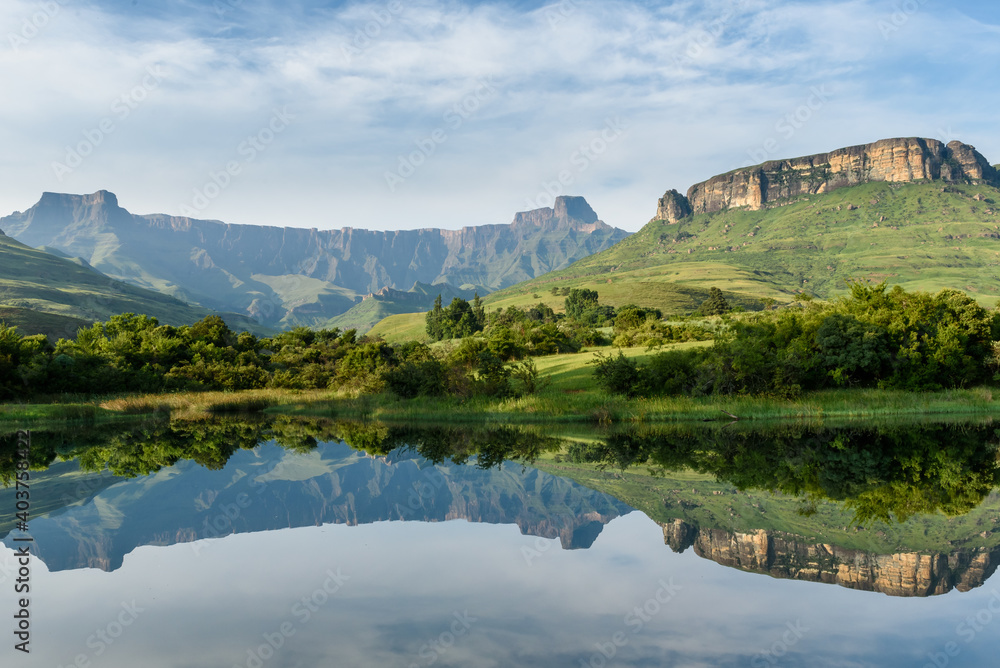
[2,0,999,231]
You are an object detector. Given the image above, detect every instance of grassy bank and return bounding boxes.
[269,386,1000,424]
[4,343,1000,425]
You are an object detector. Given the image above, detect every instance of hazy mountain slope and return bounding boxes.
[1,192,630,328]
[324,282,478,334]
[0,231,262,339]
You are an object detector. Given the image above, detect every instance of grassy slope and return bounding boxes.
[368,272,760,342]
[486,181,1000,309]
[325,297,417,335]
[367,311,428,342]
[250,273,359,329]
[0,234,271,338]
[370,180,998,339]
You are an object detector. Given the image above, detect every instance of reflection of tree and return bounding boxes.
[1,417,340,484]
[2,417,562,485]
[569,424,1000,524]
[333,421,563,469]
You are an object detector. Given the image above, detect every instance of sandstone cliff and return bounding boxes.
[661,519,1000,597]
[656,138,1000,223]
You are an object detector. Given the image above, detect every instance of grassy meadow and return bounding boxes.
[5,337,1000,426]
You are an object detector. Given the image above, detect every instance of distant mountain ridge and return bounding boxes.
[0,192,629,328]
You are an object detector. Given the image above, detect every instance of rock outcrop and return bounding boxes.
[656,138,1000,223]
[661,519,1000,597]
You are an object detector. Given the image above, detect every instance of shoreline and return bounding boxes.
[2,386,998,426]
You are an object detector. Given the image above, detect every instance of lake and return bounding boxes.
[2,417,999,667]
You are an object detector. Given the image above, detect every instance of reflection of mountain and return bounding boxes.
[661,519,1000,597]
[7,441,631,572]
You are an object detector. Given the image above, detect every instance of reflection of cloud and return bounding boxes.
[7,513,1000,668]
[0,1,999,231]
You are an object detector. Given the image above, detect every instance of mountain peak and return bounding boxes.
[513,195,603,229]
[553,196,598,223]
[37,189,120,210]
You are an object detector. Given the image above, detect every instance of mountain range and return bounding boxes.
[5,136,1000,339]
[0,192,628,330]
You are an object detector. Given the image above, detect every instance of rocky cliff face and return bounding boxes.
[656,138,1000,223]
[661,519,1000,597]
[0,192,629,327]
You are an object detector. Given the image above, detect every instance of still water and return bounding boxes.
[2,418,1000,667]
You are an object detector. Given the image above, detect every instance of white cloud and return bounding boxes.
[0,0,998,231]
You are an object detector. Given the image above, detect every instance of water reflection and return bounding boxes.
[2,417,1000,600]
[1,418,629,572]
[568,422,1000,524]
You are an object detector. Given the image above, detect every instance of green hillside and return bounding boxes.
[326,282,478,335]
[487,181,1000,310]
[0,233,266,339]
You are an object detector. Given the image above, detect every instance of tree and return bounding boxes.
[426,294,444,340]
[472,293,486,329]
[698,287,731,315]
[564,288,600,319]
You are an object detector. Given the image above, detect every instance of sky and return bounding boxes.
[2,0,999,232]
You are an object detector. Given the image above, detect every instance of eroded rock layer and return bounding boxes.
[661,519,1000,597]
[656,138,999,223]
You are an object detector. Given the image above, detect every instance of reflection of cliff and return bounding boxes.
[9,442,631,572]
[661,519,1000,597]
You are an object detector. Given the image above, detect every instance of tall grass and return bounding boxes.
[99,389,334,417]
[270,386,1000,425]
